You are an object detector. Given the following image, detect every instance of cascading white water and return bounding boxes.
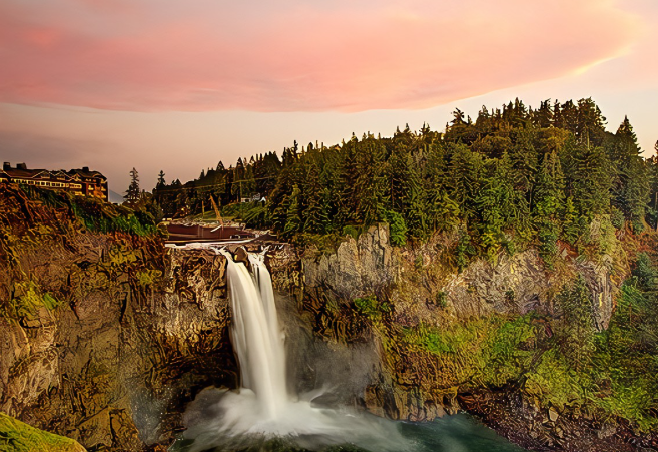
[247,251,286,405]
[221,249,285,418]
[180,246,411,452]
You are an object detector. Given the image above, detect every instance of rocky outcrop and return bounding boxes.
[443,249,617,329]
[302,224,623,331]
[0,235,238,451]
[297,223,639,452]
[0,188,239,451]
[0,184,303,451]
[302,223,396,302]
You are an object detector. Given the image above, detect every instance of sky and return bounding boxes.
[1,0,656,193]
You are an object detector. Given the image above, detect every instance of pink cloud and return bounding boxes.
[0,0,641,112]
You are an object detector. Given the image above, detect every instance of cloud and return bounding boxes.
[0,129,94,168]
[0,0,640,112]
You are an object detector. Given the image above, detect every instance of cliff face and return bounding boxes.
[302,224,397,301]
[302,224,620,330]
[297,223,643,451]
[0,188,237,451]
[0,187,637,452]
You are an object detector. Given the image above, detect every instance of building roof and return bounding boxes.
[67,167,106,179]
[3,167,50,178]
[1,163,107,182]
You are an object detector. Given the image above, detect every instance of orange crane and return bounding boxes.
[209,194,223,226]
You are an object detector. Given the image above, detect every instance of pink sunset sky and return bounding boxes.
[1,0,657,192]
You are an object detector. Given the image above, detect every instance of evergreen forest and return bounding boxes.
[150,98,657,264]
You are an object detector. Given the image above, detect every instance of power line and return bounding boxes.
[152,175,276,193]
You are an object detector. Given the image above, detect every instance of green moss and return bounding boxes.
[398,316,538,389]
[5,281,61,321]
[0,412,85,452]
[482,316,537,386]
[16,184,161,237]
[136,269,163,287]
[354,295,389,319]
[383,210,407,247]
[435,291,448,308]
[524,349,593,411]
[342,225,360,241]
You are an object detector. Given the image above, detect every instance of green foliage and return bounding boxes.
[383,210,407,246]
[0,412,83,452]
[435,291,448,308]
[401,315,538,388]
[154,98,653,260]
[125,167,141,206]
[556,276,596,371]
[524,348,593,412]
[610,205,625,230]
[16,185,161,236]
[455,228,475,272]
[4,281,61,321]
[354,295,389,321]
[283,184,301,238]
[342,225,360,241]
[136,269,163,287]
[633,253,658,293]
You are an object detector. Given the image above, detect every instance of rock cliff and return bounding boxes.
[0,188,237,450]
[302,223,620,330]
[0,186,640,452]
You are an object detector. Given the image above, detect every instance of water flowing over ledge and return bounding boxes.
[176,245,411,452]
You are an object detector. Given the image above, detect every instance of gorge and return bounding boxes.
[1,182,658,452]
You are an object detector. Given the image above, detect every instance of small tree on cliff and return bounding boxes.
[125,167,141,206]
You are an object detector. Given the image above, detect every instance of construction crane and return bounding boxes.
[209,195,223,226]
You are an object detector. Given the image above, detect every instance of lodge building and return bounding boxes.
[0,162,109,201]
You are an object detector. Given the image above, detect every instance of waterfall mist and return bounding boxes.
[176,247,412,452]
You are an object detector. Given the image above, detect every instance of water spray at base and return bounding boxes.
[177,246,411,452]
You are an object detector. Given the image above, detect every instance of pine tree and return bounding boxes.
[532,99,553,128]
[284,184,301,237]
[477,154,522,261]
[398,152,427,240]
[561,196,580,244]
[534,150,565,264]
[557,276,596,371]
[576,97,606,147]
[429,189,460,232]
[509,130,538,195]
[447,144,483,219]
[613,117,649,231]
[125,167,140,206]
[152,170,167,210]
[571,144,611,217]
[356,138,388,226]
[302,161,325,233]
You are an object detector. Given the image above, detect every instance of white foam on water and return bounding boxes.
[179,246,412,452]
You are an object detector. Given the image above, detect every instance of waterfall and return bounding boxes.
[180,246,410,452]
[247,252,287,401]
[220,249,286,417]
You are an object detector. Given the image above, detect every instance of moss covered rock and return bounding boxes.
[0,412,86,451]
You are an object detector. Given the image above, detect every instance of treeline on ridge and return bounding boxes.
[151,98,657,263]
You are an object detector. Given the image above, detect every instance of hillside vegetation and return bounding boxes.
[153,98,656,266]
